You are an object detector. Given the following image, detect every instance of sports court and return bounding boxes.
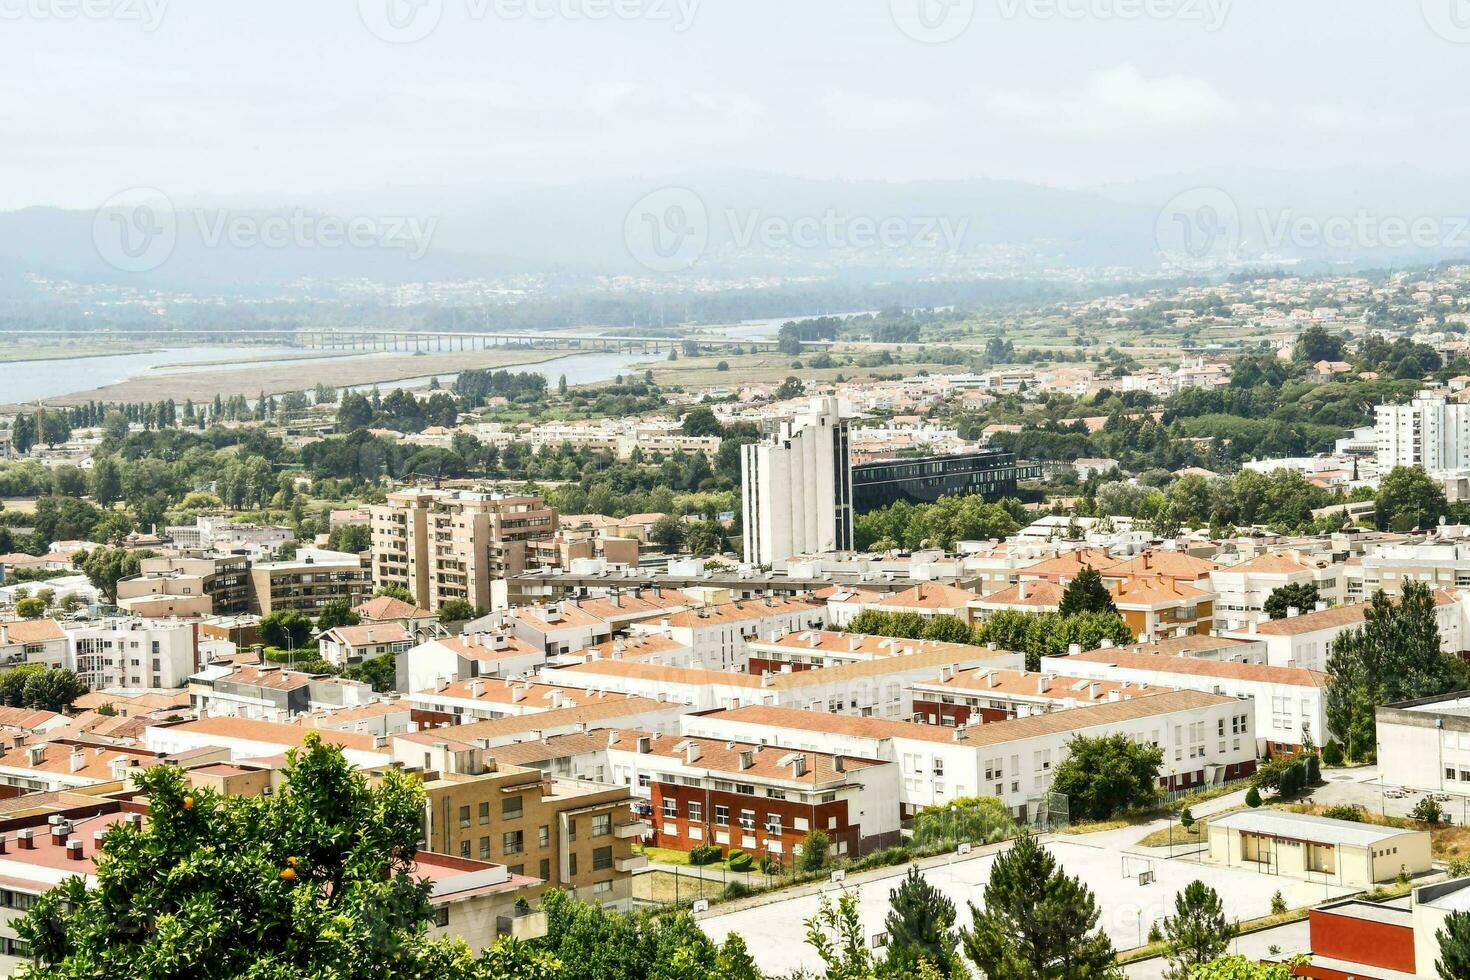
[698,837,1355,974]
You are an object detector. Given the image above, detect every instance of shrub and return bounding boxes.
[688,843,723,866]
[1304,753,1321,785]
[1147,922,1163,944]
[1322,742,1344,766]
[1245,787,1262,808]
[798,829,830,873]
[727,850,754,872]
[1322,804,1366,823]
[1411,796,1445,824]
[722,880,751,900]
[758,855,781,875]
[1270,891,1287,915]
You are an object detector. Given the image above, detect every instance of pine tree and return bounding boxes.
[961,835,1122,979]
[1438,910,1470,980]
[884,866,961,977]
[1162,880,1234,980]
[1058,565,1117,617]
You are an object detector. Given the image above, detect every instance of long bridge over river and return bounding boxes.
[0,328,788,355]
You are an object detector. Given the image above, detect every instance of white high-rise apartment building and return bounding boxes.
[1375,393,1470,475]
[742,397,853,566]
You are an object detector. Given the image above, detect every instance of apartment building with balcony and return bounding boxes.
[248,548,371,616]
[116,554,253,616]
[605,731,900,863]
[0,619,66,671]
[413,743,644,910]
[370,489,558,612]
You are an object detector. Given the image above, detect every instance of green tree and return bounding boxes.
[341,656,398,694]
[1161,881,1234,980]
[798,828,830,872]
[805,891,874,980]
[374,584,415,603]
[13,597,45,619]
[1058,566,1116,617]
[883,866,961,977]
[315,598,361,632]
[21,668,88,712]
[919,615,977,645]
[15,733,519,979]
[1376,465,1450,532]
[436,599,478,623]
[1325,581,1453,760]
[1263,582,1322,620]
[260,610,314,650]
[327,523,372,553]
[1191,955,1304,980]
[961,835,1121,980]
[681,407,724,438]
[1437,909,1470,980]
[1050,733,1164,821]
[75,547,156,603]
[0,665,43,708]
[89,456,122,508]
[649,515,687,552]
[1293,324,1347,363]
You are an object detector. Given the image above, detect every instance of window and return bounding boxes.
[479,802,490,825]
[593,879,613,895]
[568,853,577,877]
[459,840,470,858]
[502,830,524,855]
[739,809,755,832]
[592,813,612,836]
[663,798,678,818]
[686,802,702,824]
[458,805,471,829]
[539,858,551,880]
[715,805,729,826]
[567,819,577,842]
[593,846,613,871]
[479,836,490,860]
[765,813,783,836]
[432,906,450,928]
[502,796,523,820]
[539,824,550,847]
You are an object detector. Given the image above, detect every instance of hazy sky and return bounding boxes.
[6,0,1469,210]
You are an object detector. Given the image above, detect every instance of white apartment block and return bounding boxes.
[65,618,197,690]
[0,619,67,671]
[1375,392,1470,482]
[742,397,853,566]
[1210,553,1347,629]
[683,691,1257,820]
[1043,649,1327,755]
[1222,591,1468,670]
[630,597,828,671]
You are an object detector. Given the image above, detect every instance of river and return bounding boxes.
[0,344,657,404]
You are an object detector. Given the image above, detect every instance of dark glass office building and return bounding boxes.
[852,450,1033,512]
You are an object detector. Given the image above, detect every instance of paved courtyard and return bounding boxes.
[698,837,1354,975]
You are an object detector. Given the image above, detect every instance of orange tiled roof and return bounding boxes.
[1065,648,1326,687]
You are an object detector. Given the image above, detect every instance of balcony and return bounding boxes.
[497,908,548,941]
[613,820,650,839]
[615,854,648,872]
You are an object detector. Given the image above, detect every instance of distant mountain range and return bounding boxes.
[3,167,1468,292]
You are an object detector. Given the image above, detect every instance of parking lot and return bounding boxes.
[698,837,1355,975]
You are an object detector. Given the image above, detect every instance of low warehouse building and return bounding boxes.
[1207,810,1430,887]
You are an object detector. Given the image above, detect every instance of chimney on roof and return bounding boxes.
[0,833,8,854]
[68,749,84,773]
[16,829,35,850]
[636,736,652,754]
[761,672,774,688]
[686,742,702,764]
[1087,682,1101,700]
[1067,643,1082,656]
[939,665,953,683]
[26,744,44,767]
[434,676,448,693]
[1315,600,1328,612]
[1287,607,1300,618]
[1247,619,1258,635]
[66,839,83,861]
[607,729,619,747]
[51,821,70,845]
[469,680,484,698]
[1100,638,1114,649]
[1018,580,1027,600]
[1038,675,1053,694]
[791,754,807,777]
[951,724,967,742]
[738,749,755,771]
